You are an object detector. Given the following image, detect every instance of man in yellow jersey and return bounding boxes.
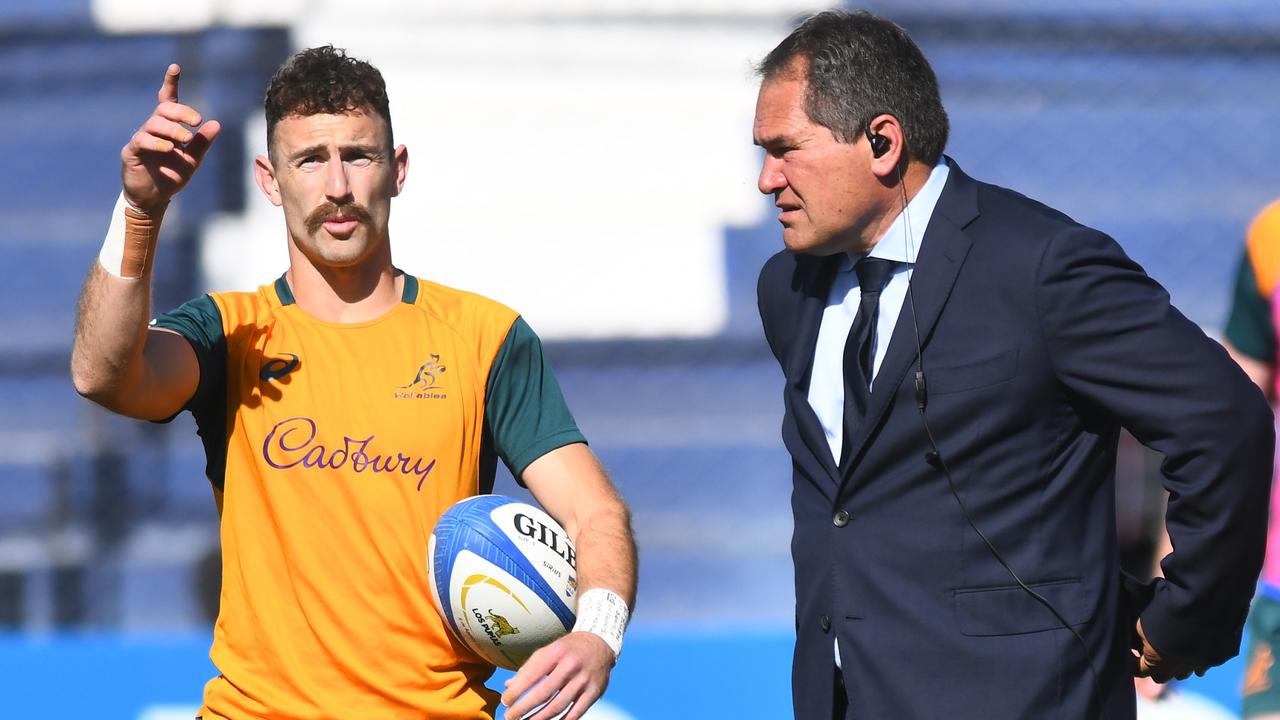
[71,46,636,720]
[1222,199,1280,719]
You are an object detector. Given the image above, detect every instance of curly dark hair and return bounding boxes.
[264,45,393,152]
[758,10,949,166]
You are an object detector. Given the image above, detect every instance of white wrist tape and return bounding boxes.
[573,588,629,659]
[99,192,162,279]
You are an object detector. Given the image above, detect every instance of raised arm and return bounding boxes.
[71,64,221,420]
[502,442,637,720]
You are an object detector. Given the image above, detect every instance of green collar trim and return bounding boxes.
[274,274,295,306]
[273,273,417,305]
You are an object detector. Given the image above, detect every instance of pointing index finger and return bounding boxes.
[158,63,181,104]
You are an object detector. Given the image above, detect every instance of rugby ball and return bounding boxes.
[428,495,578,669]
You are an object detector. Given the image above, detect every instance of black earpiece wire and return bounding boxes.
[896,159,1110,719]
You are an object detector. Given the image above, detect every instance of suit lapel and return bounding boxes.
[840,161,980,482]
[783,255,843,484]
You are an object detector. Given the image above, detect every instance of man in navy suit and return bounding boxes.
[752,10,1274,719]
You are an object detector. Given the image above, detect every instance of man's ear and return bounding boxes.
[392,144,409,197]
[253,154,283,207]
[866,114,906,180]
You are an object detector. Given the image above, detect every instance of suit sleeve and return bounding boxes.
[1035,226,1274,666]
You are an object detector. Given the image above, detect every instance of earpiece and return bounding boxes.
[864,126,890,157]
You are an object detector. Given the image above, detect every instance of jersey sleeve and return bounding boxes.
[484,316,586,481]
[151,294,226,416]
[1224,252,1276,363]
[151,295,230,487]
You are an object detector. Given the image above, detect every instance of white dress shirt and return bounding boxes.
[815,159,950,671]
[807,159,951,464]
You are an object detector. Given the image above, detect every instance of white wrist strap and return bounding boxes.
[100,192,162,279]
[573,588,629,659]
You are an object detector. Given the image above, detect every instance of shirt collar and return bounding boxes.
[842,157,951,270]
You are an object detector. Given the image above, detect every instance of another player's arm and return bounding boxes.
[503,443,637,720]
[1221,239,1277,400]
[71,64,220,420]
[1222,340,1275,400]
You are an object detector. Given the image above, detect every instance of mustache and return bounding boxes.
[305,202,373,235]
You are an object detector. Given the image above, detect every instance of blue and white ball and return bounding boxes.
[428,495,578,669]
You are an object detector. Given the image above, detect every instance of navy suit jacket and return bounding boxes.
[757,160,1273,719]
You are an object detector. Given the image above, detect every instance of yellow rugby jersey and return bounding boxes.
[153,274,585,720]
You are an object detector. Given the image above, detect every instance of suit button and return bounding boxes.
[820,615,831,632]
[833,510,850,527]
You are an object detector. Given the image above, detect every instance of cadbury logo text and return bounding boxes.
[262,416,437,490]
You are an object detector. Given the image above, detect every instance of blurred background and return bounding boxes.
[3,0,1280,717]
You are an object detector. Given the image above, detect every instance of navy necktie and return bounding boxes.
[841,257,896,464]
